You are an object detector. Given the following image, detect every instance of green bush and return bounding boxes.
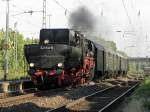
[135,76,150,109]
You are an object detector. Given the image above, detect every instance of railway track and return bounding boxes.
[0,79,140,112]
[0,83,109,109]
[0,82,114,112]
[0,89,38,105]
[47,81,139,112]
[0,87,64,106]
[0,88,37,99]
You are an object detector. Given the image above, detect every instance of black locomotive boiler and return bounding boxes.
[24,29,128,89]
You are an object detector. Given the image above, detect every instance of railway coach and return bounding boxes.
[93,44,128,80]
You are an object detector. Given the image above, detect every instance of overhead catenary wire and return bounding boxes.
[10,2,44,28]
[11,10,43,17]
[129,0,142,30]
[10,3,43,17]
[52,0,70,15]
[130,0,146,40]
[121,0,134,31]
[10,2,42,28]
[128,0,149,54]
[11,16,41,28]
[78,0,89,7]
[10,3,26,12]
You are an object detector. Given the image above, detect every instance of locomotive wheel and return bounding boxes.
[36,83,55,90]
[36,84,47,90]
[62,75,72,87]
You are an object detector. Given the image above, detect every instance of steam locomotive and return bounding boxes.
[24,29,128,89]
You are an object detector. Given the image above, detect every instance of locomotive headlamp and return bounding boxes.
[29,63,34,67]
[44,39,49,44]
[57,63,63,68]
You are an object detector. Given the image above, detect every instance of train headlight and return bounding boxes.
[29,63,34,67]
[57,63,63,68]
[44,39,49,44]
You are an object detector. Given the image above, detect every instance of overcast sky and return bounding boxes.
[0,0,150,57]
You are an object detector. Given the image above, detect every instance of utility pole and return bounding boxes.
[42,0,46,28]
[47,14,52,28]
[14,22,18,75]
[3,0,10,81]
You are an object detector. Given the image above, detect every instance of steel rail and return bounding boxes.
[0,88,37,99]
[98,82,140,112]
[0,91,37,105]
[47,81,140,112]
[46,86,115,112]
[0,87,64,105]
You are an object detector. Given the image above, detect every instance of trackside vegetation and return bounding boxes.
[0,29,37,80]
[135,76,150,110]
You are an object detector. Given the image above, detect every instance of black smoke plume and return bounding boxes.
[68,6,97,32]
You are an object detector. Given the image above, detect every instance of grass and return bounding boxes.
[118,75,150,112]
[136,76,150,97]
[133,76,150,110]
[128,71,145,77]
[0,69,29,81]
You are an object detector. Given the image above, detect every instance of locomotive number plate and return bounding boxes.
[40,46,54,50]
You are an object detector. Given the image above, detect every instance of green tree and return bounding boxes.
[0,29,34,80]
[94,37,117,51]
